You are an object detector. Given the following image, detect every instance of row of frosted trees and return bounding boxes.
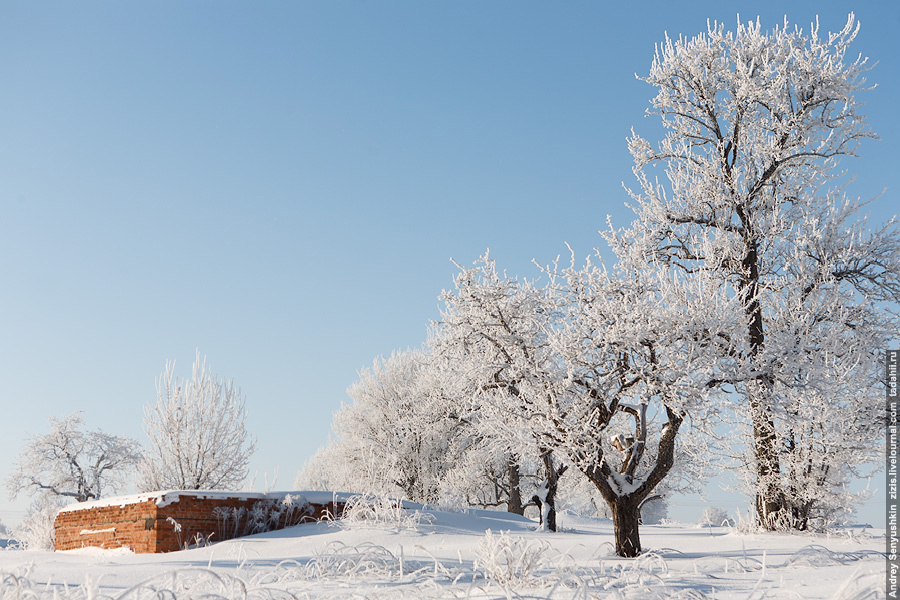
[298,14,899,557]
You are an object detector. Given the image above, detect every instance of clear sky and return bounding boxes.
[1,1,897,528]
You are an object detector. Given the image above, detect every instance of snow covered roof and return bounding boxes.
[57,490,354,513]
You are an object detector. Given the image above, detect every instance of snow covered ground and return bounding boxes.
[0,503,886,599]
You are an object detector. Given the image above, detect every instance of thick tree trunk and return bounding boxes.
[749,387,786,529]
[611,497,642,558]
[739,227,787,530]
[506,461,524,516]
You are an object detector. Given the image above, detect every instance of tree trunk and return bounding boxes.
[506,461,524,516]
[540,452,566,532]
[748,381,786,529]
[611,497,642,558]
[543,489,559,532]
[739,228,787,530]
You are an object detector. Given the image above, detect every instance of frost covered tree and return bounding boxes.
[614,14,899,529]
[436,438,540,515]
[294,438,372,496]
[6,412,142,503]
[433,254,569,530]
[295,347,536,509]
[297,348,464,504]
[436,253,729,555]
[138,351,257,491]
[544,257,731,556]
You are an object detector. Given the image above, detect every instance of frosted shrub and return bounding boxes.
[14,496,66,551]
[301,541,403,580]
[475,529,548,585]
[340,495,433,531]
[731,508,762,533]
[213,495,312,540]
[699,507,733,527]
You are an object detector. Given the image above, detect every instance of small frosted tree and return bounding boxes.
[138,351,257,491]
[6,412,141,504]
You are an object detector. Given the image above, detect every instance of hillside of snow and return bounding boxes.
[0,502,886,599]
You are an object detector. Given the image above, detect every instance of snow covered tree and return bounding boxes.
[138,351,257,491]
[614,14,899,529]
[297,348,464,504]
[6,412,141,503]
[436,438,540,515]
[294,442,358,494]
[436,252,730,555]
[433,254,568,530]
[542,257,732,556]
[295,347,540,511]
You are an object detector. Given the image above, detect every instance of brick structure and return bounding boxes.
[54,491,346,553]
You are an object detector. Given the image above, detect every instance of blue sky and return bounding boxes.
[1,1,897,527]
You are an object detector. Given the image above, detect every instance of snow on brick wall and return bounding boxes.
[54,491,346,553]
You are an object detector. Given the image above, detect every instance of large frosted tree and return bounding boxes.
[613,14,900,529]
[138,352,257,491]
[435,253,729,554]
[547,256,730,556]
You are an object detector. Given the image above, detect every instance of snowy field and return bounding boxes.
[0,504,886,599]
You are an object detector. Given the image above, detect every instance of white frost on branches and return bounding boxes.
[614,13,898,530]
[296,348,466,504]
[5,412,141,504]
[138,351,257,492]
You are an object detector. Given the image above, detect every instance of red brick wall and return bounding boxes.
[55,493,345,553]
[55,499,159,553]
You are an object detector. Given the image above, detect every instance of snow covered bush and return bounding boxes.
[213,494,313,540]
[301,541,405,581]
[0,518,14,550]
[339,495,433,531]
[475,529,548,585]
